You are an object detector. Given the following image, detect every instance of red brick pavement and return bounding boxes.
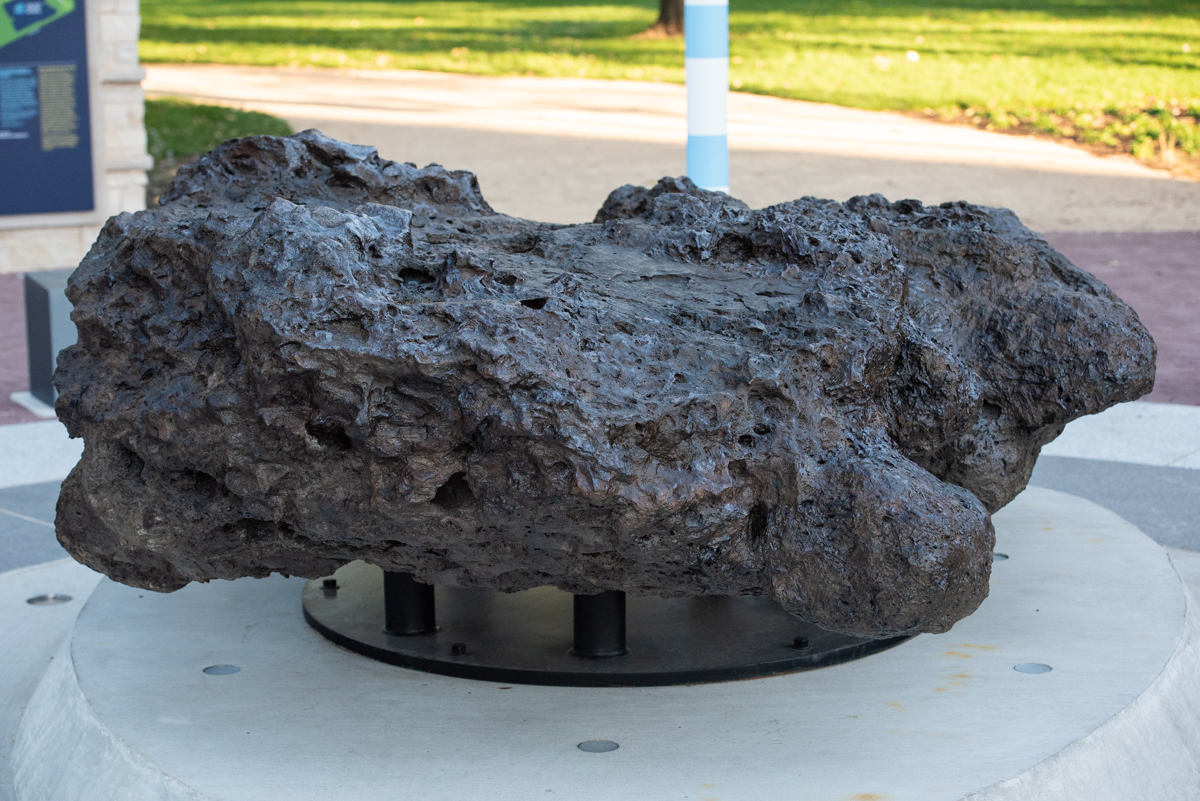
[0,232,1194,426]
[0,273,38,425]
[1044,233,1200,407]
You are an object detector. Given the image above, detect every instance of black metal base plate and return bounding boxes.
[303,562,911,687]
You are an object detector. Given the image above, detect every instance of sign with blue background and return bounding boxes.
[0,0,95,217]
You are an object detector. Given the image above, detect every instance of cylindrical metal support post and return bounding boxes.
[685,0,729,193]
[383,571,436,635]
[572,590,627,658]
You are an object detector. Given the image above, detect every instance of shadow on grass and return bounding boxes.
[141,22,1197,76]
[140,25,663,48]
[146,0,1200,24]
[735,0,1198,18]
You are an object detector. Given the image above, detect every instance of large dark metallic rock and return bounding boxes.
[54,130,1155,638]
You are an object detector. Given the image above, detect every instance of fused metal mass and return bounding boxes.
[53,130,1155,638]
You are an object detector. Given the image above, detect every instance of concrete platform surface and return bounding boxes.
[0,559,102,801]
[142,64,1200,233]
[1032,457,1200,551]
[1040,401,1200,469]
[8,488,1200,800]
[0,421,81,490]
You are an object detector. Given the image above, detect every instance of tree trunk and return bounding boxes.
[656,0,684,36]
[634,0,683,38]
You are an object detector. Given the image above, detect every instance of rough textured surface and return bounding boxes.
[53,130,1155,637]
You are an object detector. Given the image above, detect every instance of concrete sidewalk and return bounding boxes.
[143,64,1200,232]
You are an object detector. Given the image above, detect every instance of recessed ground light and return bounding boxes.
[1014,663,1052,674]
[26,594,72,606]
[203,665,241,675]
[578,740,619,753]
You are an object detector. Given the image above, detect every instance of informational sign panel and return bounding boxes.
[0,0,96,217]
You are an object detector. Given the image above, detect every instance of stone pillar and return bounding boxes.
[0,0,152,275]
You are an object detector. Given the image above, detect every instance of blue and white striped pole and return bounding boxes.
[685,0,729,194]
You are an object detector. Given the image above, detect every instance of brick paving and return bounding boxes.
[0,232,1195,426]
[0,273,37,426]
[1045,233,1200,406]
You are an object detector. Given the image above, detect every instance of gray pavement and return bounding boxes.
[1030,458,1200,551]
[0,482,67,572]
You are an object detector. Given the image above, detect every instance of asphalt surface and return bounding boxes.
[1030,457,1200,551]
[0,481,67,573]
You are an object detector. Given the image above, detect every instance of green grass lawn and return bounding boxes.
[144,97,294,203]
[140,0,1200,169]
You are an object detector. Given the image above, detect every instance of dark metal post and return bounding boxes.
[572,590,627,657]
[383,571,436,635]
[24,269,77,406]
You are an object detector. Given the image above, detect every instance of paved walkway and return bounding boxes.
[143,64,1200,233]
[0,274,26,426]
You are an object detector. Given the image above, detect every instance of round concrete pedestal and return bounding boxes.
[11,488,1200,800]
